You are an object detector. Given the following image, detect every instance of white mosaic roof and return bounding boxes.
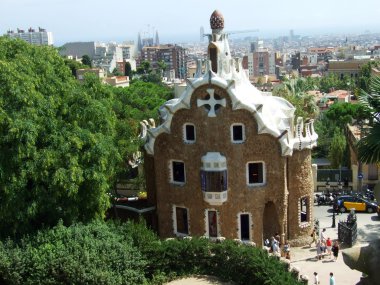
[144,11,317,156]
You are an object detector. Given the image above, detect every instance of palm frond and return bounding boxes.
[357,122,380,163]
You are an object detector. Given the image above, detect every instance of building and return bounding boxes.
[60,42,96,58]
[139,44,187,79]
[328,59,370,79]
[142,10,318,246]
[6,27,53,45]
[247,42,276,78]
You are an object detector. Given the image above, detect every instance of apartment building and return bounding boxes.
[6,27,53,46]
[139,44,187,79]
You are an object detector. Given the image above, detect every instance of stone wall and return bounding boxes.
[287,149,314,243]
[150,85,293,245]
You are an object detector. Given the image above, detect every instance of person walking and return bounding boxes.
[320,228,327,243]
[332,240,340,261]
[326,237,332,258]
[310,228,317,247]
[313,272,320,284]
[329,272,336,285]
[283,240,290,260]
[316,239,322,260]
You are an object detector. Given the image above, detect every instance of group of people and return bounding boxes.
[264,233,291,260]
[310,228,340,261]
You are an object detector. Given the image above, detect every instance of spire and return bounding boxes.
[137,32,142,52]
[210,10,224,32]
[155,30,159,46]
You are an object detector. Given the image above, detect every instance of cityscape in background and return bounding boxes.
[4,26,380,86]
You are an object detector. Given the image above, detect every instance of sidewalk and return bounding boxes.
[290,211,379,285]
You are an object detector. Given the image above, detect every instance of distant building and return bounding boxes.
[104,76,130,87]
[6,27,53,45]
[60,42,96,58]
[76,68,105,81]
[139,44,187,79]
[247,50,275,78]
[328,59,370,79]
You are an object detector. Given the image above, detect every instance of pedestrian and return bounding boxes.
[332,240,340,261]
[320,228,327,242]
[326,237,332,258]
[272,239,280,256]
[329,272,336,285]
[310,228,317,247]
[283,240,290,260]
[320,240,326,258]
[316,239,322,260]
[313,272,320,284]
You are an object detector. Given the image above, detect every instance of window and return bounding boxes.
[300,197,309,223]
[201,170,227,192]
[175,207,189,235]
[183,124,195,143]
[247,162,265,185]
[239,213,250,240]
[207,210,218,238]
[171,160,185,184]
[231,124,245,143]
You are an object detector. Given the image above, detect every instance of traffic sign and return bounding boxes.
[358,173,363,179]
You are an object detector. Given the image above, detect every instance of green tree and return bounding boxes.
[136,60,152,75]
[273,78,319,119]
[357,76,380,163]
[328,128,346,168]
[63,57,87,77]
[81,54,92,68]
[112,67,123,76]
[0,37,119,237]
[125,61,133,79]
[157,60,167,77]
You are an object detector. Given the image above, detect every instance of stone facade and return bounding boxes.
[143,10,317,246]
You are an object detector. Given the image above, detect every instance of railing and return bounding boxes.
[338,221,357,247]
[202,190,228,205]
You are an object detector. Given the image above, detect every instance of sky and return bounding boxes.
[1,0,380,46]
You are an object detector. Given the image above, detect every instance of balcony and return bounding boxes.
[202,190,228,205]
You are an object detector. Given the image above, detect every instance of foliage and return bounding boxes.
[0,220,147,285]
[125,61,132,79]
[112,67,123,76]
[111,81,173,177]
[324,102,370,129]
[81,54,92,68]
[328,128,346,168]
[0,37,120,237]
[63,57,88,77]
[135,60,163,84]
[0,221,302,285]
[357,76,380,163]
[273,78,319,119]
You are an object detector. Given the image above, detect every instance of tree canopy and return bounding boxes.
[0,37,121,237]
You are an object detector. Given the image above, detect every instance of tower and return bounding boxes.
[137,32,142,52]
[155,30,160,46]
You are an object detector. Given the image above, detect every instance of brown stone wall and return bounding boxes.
[287,149,314,242]
[151,84,290,245]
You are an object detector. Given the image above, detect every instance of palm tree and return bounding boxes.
[357,76,380,163]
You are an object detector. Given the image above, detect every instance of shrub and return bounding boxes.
[0,220,147,285]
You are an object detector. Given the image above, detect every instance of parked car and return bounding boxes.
[334,195,379,213]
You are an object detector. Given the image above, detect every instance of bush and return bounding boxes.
[0,220,147,285]
[0,221,301,285]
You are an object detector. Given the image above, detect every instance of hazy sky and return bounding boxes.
[1,0,380,46]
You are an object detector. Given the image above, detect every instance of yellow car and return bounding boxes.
[334,195,379,213]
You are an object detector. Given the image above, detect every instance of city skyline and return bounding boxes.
[1,0,380,46]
